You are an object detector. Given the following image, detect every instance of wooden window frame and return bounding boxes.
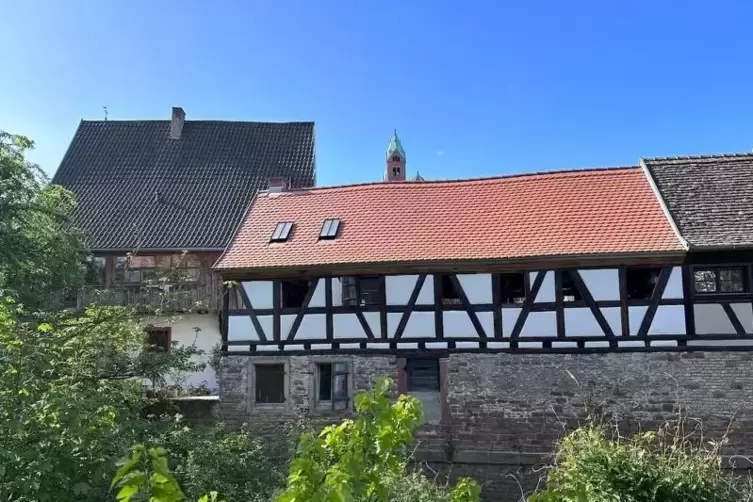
[146,327,172,353]
[692,266,749,295]
[311,359,352,412]
[250,359,290,412]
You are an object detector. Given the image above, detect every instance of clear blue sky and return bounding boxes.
[2,0,753,185]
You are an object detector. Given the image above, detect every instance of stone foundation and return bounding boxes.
[219,351,753,501]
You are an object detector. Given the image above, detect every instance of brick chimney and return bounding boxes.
[268,177,289,193]
[170,107,185,139]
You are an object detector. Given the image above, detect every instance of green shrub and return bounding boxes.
[529,424,744,502]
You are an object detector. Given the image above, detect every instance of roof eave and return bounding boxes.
[215,250,686,278]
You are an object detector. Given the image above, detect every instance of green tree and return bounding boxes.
[0,130,87,308]
[276,377,480,502]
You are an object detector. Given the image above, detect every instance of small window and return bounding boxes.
[561,272,583,302]
[440,275,461,305]
[146,328,171,352]
[85,256,107,285]
[342,276,381,306]
[115,255,158,284]
[407,358,440,392]
[392,166,401,177]
[281,280,310,308]
[271,222,294,242]
[694,268,747,294]
[320,219,341,239]
[316,362,349,411]
[626,267,661,300]
[499,273,526,304]
[392,155,401,162]
[255,364,285,404]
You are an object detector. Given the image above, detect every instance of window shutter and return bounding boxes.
[332,362,349,411]
[341,277,357,306]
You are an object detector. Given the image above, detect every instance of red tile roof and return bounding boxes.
[214,167,684,271]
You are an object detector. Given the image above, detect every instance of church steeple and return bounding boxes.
[385,130,406,182]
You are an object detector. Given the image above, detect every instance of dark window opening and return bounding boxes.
[282,280,310,308]
[271,222,294,242]
[561,272,583,302]
[626,267,661,300]
[392,155,401,162]
[499,273,526,304]
[255,364,285,404]
[407,358,440,392]
[317,362,349,410]
[440,275,461,305]
[320,219,341,239]
[146,328,171,352]
[694,268,747,294]
[85,256,107,285]
[342,276,381,306]
[392,166,401,177]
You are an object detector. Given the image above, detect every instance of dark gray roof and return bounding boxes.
[52,120,315,250]
[643,153,753,249]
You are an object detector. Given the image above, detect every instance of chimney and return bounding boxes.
[170,107,185,139]
[268,177,289,193]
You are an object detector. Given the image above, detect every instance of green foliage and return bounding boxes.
[276,377,480,502]
[529,425,743,502]
[111,445,189,502]
[0,130,87,308]
[138,417,288,501]
[0,301,145,501]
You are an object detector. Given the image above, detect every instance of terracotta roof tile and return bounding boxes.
[215,167,684,271]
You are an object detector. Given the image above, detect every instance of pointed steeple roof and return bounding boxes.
[386,130,406,158]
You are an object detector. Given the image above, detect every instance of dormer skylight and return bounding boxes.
[319,218,341,240]
[270,222,293,242]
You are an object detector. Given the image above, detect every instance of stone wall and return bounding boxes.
[219,351,753,501]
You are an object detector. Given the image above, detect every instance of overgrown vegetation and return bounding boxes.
[529,421,751,502]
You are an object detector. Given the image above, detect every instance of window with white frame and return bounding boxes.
[315,362,350,411]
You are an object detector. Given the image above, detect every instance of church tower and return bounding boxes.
[384,130,406,182]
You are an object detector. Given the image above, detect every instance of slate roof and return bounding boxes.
[643,153,753,249]
[52,119,315,251]
[215,167,684,272]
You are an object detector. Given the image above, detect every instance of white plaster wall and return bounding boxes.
[309,279,327,307]
[662,267,684,299]
[331,277,343,307]
[695,303,753,335]
[243,281,273,309]
[333,313,379,339]
[502,308,521,337]
[457,274,492,304]
[442,311,493,338]
[388,311,434,338]
[579,269,619,301]
[521,311,557,337]
[533,271,555,303]
[386,275,434,305]
[150,313,220,391]
[565,307,620,337]
[628,306,647,336]
[648,305,685,335]
[228,315,259,341]
[286,313,326,340]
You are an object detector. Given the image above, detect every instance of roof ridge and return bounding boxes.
[265,165,640,195]
[643,152,753,161]
[80,119,314,125]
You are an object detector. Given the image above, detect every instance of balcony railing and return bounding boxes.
[48,282,221,313]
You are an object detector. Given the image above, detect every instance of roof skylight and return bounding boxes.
[270,222,293,242]
[319,218,341,240]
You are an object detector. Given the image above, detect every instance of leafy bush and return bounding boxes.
[276,377,480,502]
[139,417,286,501]
[529,424,745,502]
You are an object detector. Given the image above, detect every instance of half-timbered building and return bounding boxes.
[214,145,753,500]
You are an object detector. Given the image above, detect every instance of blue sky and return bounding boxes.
[2,0,753,185]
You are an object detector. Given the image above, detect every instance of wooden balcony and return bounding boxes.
[48,282,221,313]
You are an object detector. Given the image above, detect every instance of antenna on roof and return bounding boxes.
[103,106,108,121]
